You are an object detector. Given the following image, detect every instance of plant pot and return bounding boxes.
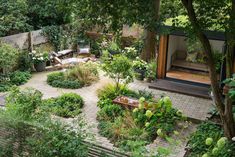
[146,77,152,83]
[134,69,146,81]
[34,62,46,72]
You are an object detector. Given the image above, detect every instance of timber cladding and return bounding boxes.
[157,35,168,79]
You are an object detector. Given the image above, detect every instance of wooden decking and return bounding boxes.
[166,70,210,85]
[149,79,210,99]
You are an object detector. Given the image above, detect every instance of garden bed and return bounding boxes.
[185,121,235,157]
[47,62,99,89]
[96,84,186,156]
[0,71,31,92]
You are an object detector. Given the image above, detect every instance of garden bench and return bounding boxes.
[113,96,140,109]
[57,49,74,59]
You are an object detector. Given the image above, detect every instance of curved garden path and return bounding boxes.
[0,70,213,156]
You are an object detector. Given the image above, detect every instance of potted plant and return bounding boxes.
[133,57,147,80]
[223,74,235,100]
[145,61,157,82]
[31,50,49,72]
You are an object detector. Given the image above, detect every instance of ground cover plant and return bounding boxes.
[0,87,89,157]
[47,62,99,89]
[96,83,185,155]
[187,121,235,157]
[0,71,31,92]
[42,93,84,118]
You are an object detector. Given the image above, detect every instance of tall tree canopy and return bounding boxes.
[0,0,78,37]
[0,0,31,36]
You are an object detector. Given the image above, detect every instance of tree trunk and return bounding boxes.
[141,0,160,61]
[181,0,235,139]
[223,0,235,138]
[141,30,156,61]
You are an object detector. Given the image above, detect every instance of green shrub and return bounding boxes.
[52,80,82,89]
[0,42,19,74]
[47,72,64,84]
[123,47,139,60]
[44,93,84,118]
[5,87,43,120]
[132,96,183,140]
[96,84,182,154]
[0,81,12,92]
[27,121,89,157]
[17,51,33,71]
[97,83,137,100]
[0,71,31,92]
[97,98,114,108]
[97,104,123,121]
[47,62,98,89]
[47,72,82,89]
[65,62,99,85]
[187,122,235,157]
[145,60,157,81]
[10,71,31,85]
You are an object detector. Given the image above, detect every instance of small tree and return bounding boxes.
[102,54,134,91]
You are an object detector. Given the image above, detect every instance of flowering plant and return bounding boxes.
[123,47,138,59]
[132,57,147,71]
[30,50,49,64]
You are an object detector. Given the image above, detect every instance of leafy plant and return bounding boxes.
[132,96,183,140]
[145,60,157,81]
[5,87,43,120]
[97,104,123,121]
[96,84,183,155]
[42,25,62,52]
[212,51,224,73]
[187,121,235,157]
[0,0,31,37]
[223,74,235,101]
[0,42,19,74]
[30,50,49,64]
[17,51,33,72]
[0,71,31,92]
[123,47,138,59]
[9,71,31,86]
[47,62,98,89]
[27,120,89,157]
[132,57,147,71]
[65,62,99,85]
[43,93,84,118]
[47,72,82,89]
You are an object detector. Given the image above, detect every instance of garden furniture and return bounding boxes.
[77,39,91,57]
[113,96,143,109]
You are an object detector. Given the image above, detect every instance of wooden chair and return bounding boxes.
[77,39,91,57]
